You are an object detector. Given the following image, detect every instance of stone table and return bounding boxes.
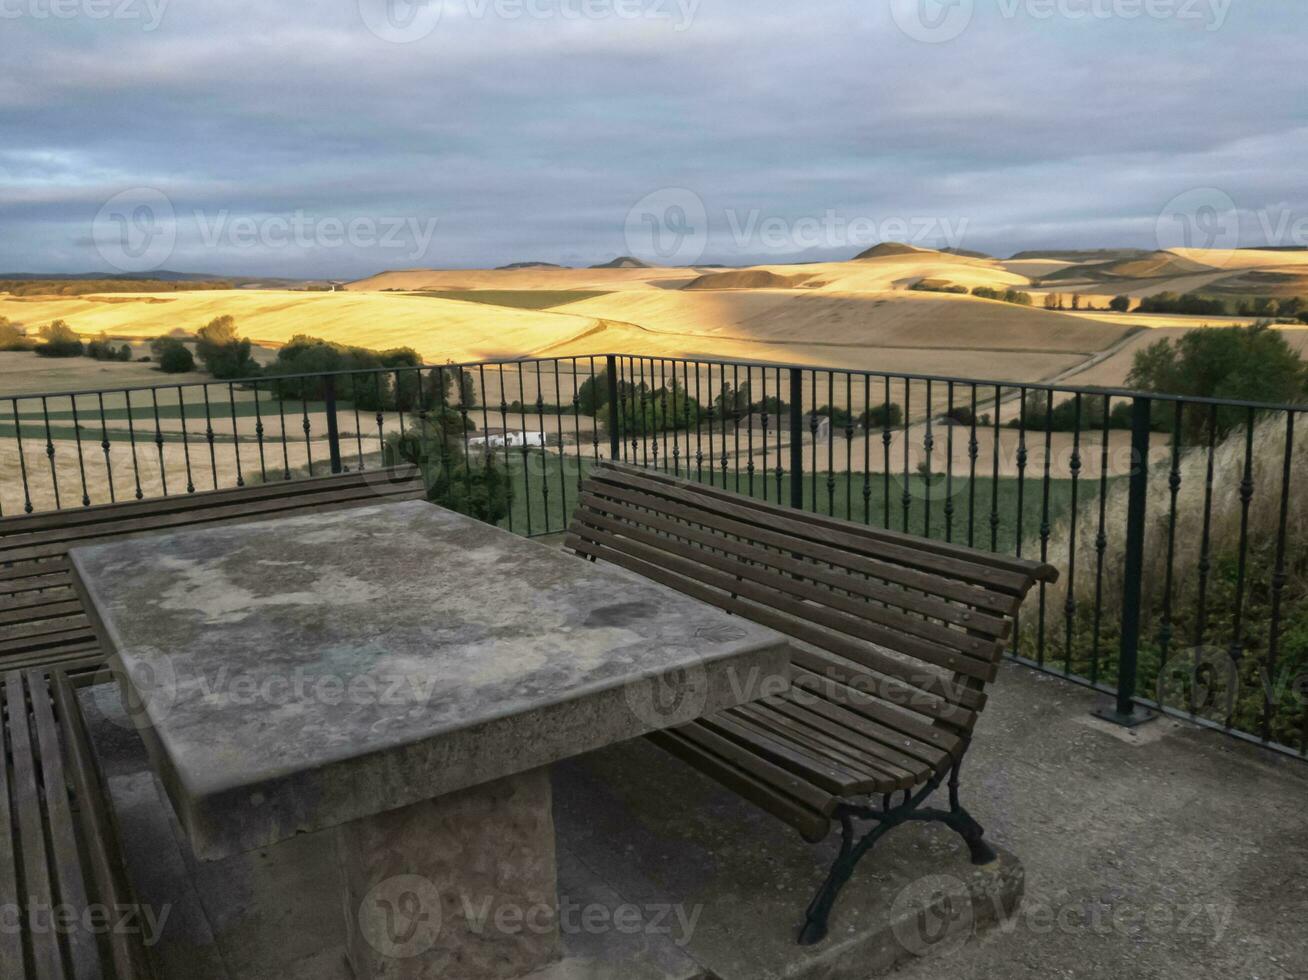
[69,500,792,980]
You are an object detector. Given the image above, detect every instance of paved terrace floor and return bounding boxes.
[889,665,1308,980]
[549,662,1308,980]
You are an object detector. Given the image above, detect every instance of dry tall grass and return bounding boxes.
[1030,410,1308,746]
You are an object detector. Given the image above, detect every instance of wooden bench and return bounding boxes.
[2,659,154,978]
[566,462,1057,944]
[0,468,426,673]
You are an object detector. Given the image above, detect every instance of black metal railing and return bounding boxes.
[2,354,1305,762]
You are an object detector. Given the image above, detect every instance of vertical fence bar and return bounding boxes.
[324,374,343,475]
[788,367,803,511]
[1095,395,1155,727]
[1264,412,1295,743]
[604,355,619,463]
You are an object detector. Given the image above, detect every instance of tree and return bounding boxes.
[35,320,83,358]
[195,315,259,379]
[1043,293,1060,311]
[152,337,196,373]
[1109,295,1132,313]
[1127,322,1308,440]
[388,414,510,524]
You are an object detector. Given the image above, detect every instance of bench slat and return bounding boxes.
[788,667,960,753]
[30,671,104,979]
[577,489,1012,639]
[5,671,65,980]
[568,532,983,720]
[579,480,1018,616]
[589,465,1041,596]
[0,599,83,626]
[0,586,76,611]
[764,694,942,778]
[598,463,1057,586]
[734,703,917,791]
[0,676,27,977]
[703,713,877,796]
[571,506,1000,679]
[0,559,72,584]
[1,480,423,563]
[648,728,833,843]
[0,468,421,536]
[52,673,153,979]
[0,627,97,658]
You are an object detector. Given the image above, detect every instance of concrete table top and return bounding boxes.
[70,499,792,860]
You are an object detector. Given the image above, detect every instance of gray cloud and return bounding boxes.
[0,0,1303,276]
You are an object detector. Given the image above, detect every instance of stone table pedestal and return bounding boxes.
[339,768,560,980]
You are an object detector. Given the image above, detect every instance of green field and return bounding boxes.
[491,452,1105,556]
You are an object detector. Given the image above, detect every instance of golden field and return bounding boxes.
[3,244,1307,513]
[7,245,1306,391]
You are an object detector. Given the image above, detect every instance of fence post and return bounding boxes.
[605,355,621,462]
[789,367,804,510]
[324,374,343,475]
[1094,394,1157,728]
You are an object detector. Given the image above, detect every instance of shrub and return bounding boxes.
[267,335,422,410]
[387,415,510,524]
[86,334,133,361]
[972,286,1033,306]
[1110,295,1132,313]
[595,378,700,435]
[34,321,83,358]
[858,403,904,429]
[911,279,968,294]
[152,338,196,373]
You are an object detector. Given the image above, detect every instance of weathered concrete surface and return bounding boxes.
[70,500,791,858]
[338,768,560,980]
[888,667,1308,980]
[86,661,1308,980]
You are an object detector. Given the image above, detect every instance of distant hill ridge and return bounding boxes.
[589,256,651,269]
[854,242,937,259]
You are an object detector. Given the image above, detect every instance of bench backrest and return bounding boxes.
[0,468,426,673]
[567,463,1057,738]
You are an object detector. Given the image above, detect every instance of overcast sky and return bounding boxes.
[1,0,1304,277]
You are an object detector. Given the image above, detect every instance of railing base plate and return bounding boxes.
[1091,703,1159,729]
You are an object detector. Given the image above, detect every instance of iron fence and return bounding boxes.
[2,353,1304,762]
